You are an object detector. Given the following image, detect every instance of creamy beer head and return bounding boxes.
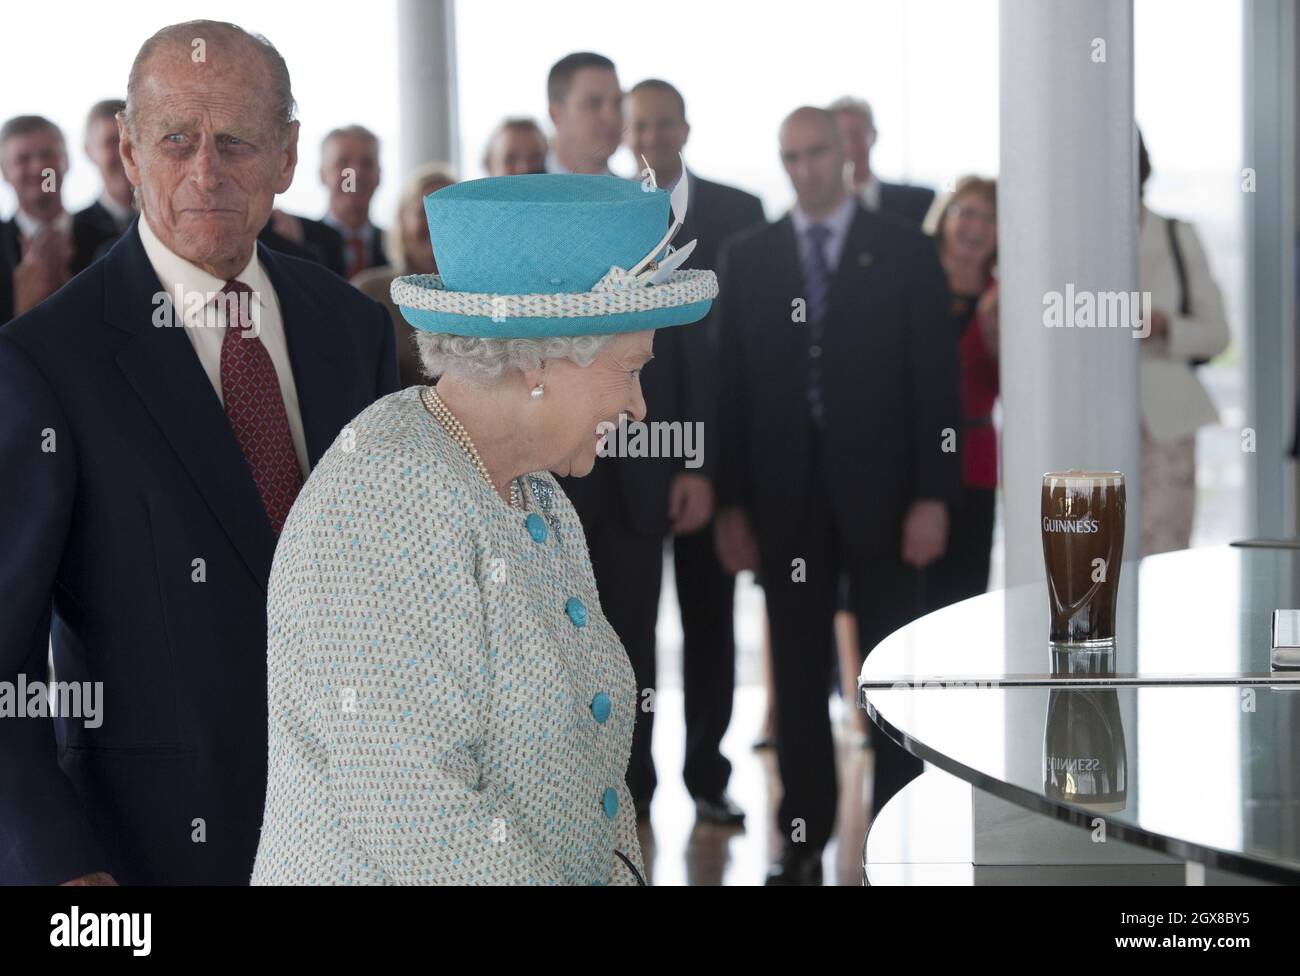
[1041,471,1126,647]
[1042,470,1125,490]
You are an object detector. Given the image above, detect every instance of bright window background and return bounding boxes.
[456,0,1002,208]
[458,0,1245,544]
[0,0,1244,617]
[457,0,1245,666]
[1135,0,1245,549]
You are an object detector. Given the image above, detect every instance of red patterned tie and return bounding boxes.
[218,280,303,535]
[347,236,365,279]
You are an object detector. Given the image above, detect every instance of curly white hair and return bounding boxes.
[413,332,615,384]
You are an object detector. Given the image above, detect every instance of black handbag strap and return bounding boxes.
[1165,216,1191,317]
[1164,216,1208,367]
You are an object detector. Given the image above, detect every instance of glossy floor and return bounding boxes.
[632,685,876,886]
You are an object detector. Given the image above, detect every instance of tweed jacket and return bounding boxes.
[252,386,645,884]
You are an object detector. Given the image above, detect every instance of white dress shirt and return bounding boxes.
[13,207,72,242]
[790,194,858,274]
[856,174,882,212]
[137,213,310,478]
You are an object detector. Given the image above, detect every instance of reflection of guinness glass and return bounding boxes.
[1041,471,1126,647]
[1043,688,1128,812]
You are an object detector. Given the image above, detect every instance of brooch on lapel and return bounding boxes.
[858,252,874,268]
[528,476,563,534]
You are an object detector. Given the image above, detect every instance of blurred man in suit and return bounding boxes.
[621,78,765,825]
[319,125,385,278]
[544,52,622,176]
[262,127,389,278]
[73,100,137,267]
[547,56,712,821]
[269,125,383,280]
[829,96,935,226]
[1,116,74,324]
[259,211,343,273]
[827,95,938,737]
[0,229,10,323]
[715,107,959,884]
[0,19,398,886]
[483,117,548,176]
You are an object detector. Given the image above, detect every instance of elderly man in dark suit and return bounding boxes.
[617,78,766,825]
[715,107,960,884]
[829,96,935,226]
[0,19,397,885]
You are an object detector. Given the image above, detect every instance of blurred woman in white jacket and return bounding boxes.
[1137,133,1231,555]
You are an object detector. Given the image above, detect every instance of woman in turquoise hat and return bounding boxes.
[251,170,715,885]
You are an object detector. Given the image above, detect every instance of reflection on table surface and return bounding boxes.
[859,546,1300,882]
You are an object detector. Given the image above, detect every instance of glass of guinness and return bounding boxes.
[1041,471,1126,648]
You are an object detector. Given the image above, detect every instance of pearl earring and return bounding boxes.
[530,384,545,400]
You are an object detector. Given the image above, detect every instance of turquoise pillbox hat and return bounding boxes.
[390,173,717,338]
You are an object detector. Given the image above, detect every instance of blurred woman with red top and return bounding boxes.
[923,176,999,611]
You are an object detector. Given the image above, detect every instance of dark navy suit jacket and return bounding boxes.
[0,221,398,884]
[560,172,766,537]
[715,202,960,559]
[878,180,936,226]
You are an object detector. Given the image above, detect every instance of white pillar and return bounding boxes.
[999,0,1141,586]
[397,0,460,179]
[1244,0,1297,539]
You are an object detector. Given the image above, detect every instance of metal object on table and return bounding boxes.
[1271,609,1300,669]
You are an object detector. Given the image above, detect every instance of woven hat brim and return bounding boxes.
[397,299,714,337]
[391,269,718,337]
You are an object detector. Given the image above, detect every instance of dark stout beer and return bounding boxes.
[1043,688,1128,812]
[1041,471,1126,646]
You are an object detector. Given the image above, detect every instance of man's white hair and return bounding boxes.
[414,332,615,384]
[827,95,875,133]
[122,20,296,139]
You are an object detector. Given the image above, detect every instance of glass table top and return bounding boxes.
[857,545,1300,882]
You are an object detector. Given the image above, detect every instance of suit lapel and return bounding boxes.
[677,173,699,262]
[258,244,356,468]
[824,204,879,320]
[776,213,811,315]
[767,216,808,359]
[106,225,278,590]
[1,220,21,267]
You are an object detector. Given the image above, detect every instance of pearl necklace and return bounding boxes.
[421,385,523,509]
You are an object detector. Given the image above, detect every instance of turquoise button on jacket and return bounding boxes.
[565,596,588,627]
